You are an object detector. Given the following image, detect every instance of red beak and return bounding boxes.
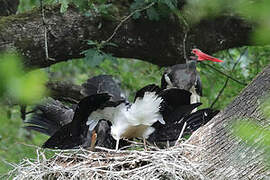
[192,49,223,62]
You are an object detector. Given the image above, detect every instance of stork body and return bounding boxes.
[25,75,128,149]
[161,49,223,106]
[161,61,202,105]
[87,91,164,150]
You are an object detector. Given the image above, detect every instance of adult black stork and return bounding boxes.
[161,49,223,104]
[25,75,128,149]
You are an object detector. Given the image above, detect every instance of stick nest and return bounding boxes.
[7,143,205,180]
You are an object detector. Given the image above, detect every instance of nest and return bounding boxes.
[6,142,206,180]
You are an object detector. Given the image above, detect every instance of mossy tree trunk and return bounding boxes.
[0,3,252,68]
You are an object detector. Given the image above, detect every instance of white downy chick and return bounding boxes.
[111,92,164,150]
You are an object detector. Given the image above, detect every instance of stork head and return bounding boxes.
[161,64,197,91]
[191,48,223,62]
[192,48,201,55]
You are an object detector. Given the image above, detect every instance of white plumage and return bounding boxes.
[86,92,164,150]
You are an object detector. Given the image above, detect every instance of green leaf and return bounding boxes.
[90,52,105,67]
[162,0,177,10]
[0,53,47,104]
[60,0,69,13]
[104,42,118,47]
[233,120,270,147]
[133,12,141,19]
[82,49,105,67]
[82,49,96,59]
[87,40,97,46]
[7,70,48,104]
[260,96,270,119]
[146,7,160,21]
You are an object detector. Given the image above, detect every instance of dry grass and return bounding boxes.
[5,142,206,180]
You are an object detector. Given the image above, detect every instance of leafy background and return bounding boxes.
[1,0,270,176]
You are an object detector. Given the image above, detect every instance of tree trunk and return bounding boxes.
[0,3,252,68]
[188,65,270,179]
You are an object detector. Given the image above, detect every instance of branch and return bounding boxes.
[201,62,248,86]
[0,3,253,68]
[210,48,248,108]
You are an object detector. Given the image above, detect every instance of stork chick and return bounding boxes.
[111,92,164,150]
[87,91,164,150]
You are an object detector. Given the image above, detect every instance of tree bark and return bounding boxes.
[46,81,84,103]
[0,3,252,68]
[188,65,270,179]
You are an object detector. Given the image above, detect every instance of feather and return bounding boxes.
[43,93,112,149]
[24,98,74,136]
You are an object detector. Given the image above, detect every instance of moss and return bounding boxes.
[0,4,61,32]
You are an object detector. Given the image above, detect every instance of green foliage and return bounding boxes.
[0,106,53,175]
[198,46,270,109]
[0,53,48,174]
[0,53,47,104]
[130,0,178,20]
[82,40,117,67]
[18,0,115,18]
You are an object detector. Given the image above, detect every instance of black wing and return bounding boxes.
[134,84,162,101]
[24,98,74,136]
[43,93,111,149]
[194,75,203,97]
[184,108,219,133]
[81,75,125,101]
[158,88,192,122]
[148,107,219,145]
[148,103,201,143]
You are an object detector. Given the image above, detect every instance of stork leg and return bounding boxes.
[89,130,97,151]
[143,138,148,151]
[115,138,119,151]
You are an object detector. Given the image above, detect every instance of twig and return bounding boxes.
[183,32,188,64]
[210,78,229,109]
[177,12,190,64]
[175,121,187,146]
[210,48,247,108]
[104,2,155,44]
[40,0,55,61]
[9,142,204,179]
[200,62,247,86]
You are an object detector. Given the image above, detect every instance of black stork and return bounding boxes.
[25,75,128,149]
[161,49,223,105]
[26,83,199,150]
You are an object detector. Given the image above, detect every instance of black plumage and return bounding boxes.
[42,93,111,149]
[161,61,202,103]
[81,75,125,101]
[24,98,74,136]
[25,75,128,150]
